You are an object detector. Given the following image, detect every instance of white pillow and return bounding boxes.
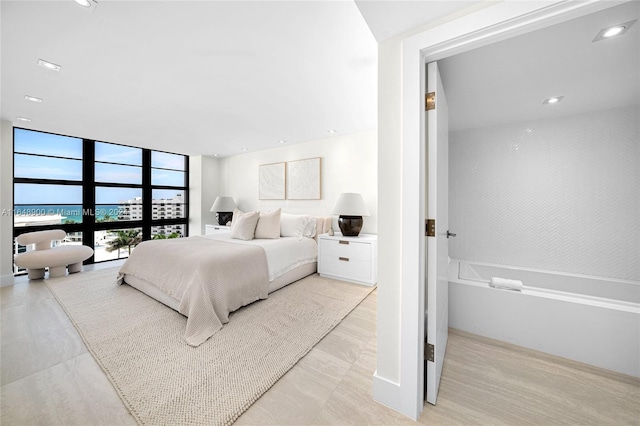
[255,208,281,239]
[303,217,317,238]
[230,209,260,241]
[280,213,316,239]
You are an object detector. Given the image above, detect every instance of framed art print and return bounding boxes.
[259,162,286,200]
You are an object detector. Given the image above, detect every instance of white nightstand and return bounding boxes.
[205,224,231,235]
[318,233,377,286]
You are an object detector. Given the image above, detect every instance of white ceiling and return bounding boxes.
[2,1,380,157]
[2,1,638,157]
[354,0,481,42]
[440,1,639,131]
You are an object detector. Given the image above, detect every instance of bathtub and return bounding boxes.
[449,259,640,378]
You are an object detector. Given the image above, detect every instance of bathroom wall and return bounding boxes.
[449,105,639,281]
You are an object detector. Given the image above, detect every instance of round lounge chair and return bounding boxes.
[14,230,94,279]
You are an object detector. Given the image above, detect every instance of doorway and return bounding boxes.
[381,0,627,420]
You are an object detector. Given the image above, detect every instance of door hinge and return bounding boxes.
[425,343,434,362]
[426,219,435,237]
[426,92,435,111]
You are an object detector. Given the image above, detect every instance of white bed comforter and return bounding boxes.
[206,234,318,281]
[117,236,269,347]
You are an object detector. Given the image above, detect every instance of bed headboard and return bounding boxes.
[314,216,332,242]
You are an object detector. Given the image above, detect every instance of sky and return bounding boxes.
[14,129,186,205]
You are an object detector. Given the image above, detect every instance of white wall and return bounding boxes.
[375,37,403,391]
[0,120,14,285]
[188,155,220,236]
[450,105,639,281]
[374,2,497,413]
[218,129,377,234]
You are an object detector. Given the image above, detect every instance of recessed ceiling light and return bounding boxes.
[72,0,99,12]
[16,117,32,122]
[241,148,249,151]
[543,96,564,105]
[279,140,286,144]
[593,20,636,42]
[213,154,219,157]
[328,129,337,134]
[604,26,624,37]
[37,59,61,72]
[24,95,43,103]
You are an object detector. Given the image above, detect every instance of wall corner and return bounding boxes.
[0,120,14,279]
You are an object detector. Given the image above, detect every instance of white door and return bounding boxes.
[425,60,449,405]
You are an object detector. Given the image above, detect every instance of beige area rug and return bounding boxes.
[45,267,374,426]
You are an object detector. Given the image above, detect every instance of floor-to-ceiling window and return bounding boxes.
[13,128,189,274]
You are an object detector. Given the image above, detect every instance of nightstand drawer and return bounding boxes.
[317,233,377,286]
[320,255,372,282]
[205,224,230,235]
[318,239,371,261]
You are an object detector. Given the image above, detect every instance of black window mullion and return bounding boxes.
[148,184,188,191]
[184,156,189,236]
[150,166,185,172]
[142,149,152,241]
[95,220,145,232]
[14,177,83,186]
[82,139,95,264]
[94,182,144,189]
[14,151,82,161]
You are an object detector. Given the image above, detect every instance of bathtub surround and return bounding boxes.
[488,276,523,291]
[449,259,640,378]
[448,104,640,379]
[449,105,639,282]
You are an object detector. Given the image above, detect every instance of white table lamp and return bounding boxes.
[210,196,237,225]
[332,193,370,236]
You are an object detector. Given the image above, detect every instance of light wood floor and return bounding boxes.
[2,263,639,425]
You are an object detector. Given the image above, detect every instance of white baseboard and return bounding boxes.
[0,273,15,287]
[372,371,405,416]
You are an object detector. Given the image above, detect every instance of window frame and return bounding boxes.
[12,127,189,272]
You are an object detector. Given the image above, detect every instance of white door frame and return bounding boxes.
[393,0,619,419]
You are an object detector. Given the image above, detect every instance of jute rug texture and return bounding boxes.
[45,268,374,426]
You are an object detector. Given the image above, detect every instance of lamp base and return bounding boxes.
[218,211,233,226]
[338,215,363,237]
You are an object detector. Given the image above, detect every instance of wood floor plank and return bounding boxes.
[420,329,640,425]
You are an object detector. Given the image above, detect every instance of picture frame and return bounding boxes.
[286,157,321,200]
[259,162,286,200]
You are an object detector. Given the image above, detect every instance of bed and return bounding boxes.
[117,213,331,346]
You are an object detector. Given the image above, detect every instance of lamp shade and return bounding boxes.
[210,196,237,212]
[331,193,370,216]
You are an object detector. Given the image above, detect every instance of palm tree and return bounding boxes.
[106,229,142,257]
[152,231,180,240]
[97,213,115,223]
